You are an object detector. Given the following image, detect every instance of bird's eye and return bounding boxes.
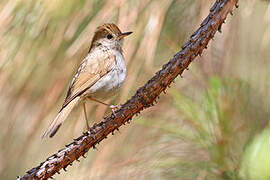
[107,34,113,39]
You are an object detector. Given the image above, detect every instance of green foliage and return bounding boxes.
[136,76,270,179]
[240,127,270,180]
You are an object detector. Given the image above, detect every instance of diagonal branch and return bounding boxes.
[18,0,239,179]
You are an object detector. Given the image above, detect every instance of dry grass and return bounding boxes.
[0,0,270,179]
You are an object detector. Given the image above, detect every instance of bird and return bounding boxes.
[42,23,132,138]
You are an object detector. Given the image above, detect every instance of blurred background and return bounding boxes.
[0,0,270,179]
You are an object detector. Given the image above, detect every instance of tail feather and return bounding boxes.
[42,97,80,138]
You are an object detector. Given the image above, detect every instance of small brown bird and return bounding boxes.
[43,23,132,138]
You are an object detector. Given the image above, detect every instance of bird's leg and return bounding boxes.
[87,97,120,115]
[88,97,110,106]
[82,102,90,130]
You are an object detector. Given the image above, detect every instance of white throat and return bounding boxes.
[96,38,124,52]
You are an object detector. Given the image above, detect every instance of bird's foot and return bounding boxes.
[109,104,121,115]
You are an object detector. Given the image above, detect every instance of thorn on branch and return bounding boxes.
[210,20,216,28]
[198,49,203,56]
[101,123,107,129]
[73,136,81,143]
[110,114,115,119]
[65,152,71,161]
[54,161,60,166]
[63,167,67,172]
[161,80,166,88]
[190,54,196,61]
[65,143,72,148]
[90,134,97,140]
[201,16,210,27]
[84,137,90,144]
[200,39,206,46]
[210,1,218,12]
[102,133,107,139]
[220,1,226,8]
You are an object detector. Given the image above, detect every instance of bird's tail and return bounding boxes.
[42,97,80,138]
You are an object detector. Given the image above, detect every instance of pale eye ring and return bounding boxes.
[107,34,113,39]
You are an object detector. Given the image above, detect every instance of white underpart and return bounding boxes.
[88,49,126,100]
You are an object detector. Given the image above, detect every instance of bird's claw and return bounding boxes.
[109,104,121,115]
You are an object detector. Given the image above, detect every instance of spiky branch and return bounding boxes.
[18,0,239,179]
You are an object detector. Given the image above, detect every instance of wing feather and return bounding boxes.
[61,50,115,110]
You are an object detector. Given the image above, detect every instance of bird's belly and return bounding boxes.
[87,58,126,100]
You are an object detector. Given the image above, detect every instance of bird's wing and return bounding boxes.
[61,50,116,110]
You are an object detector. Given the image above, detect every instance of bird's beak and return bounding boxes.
[118,31,132,39]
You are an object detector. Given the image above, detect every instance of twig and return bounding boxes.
[18,0,239,179]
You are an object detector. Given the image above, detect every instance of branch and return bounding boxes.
[18,0,239,179]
